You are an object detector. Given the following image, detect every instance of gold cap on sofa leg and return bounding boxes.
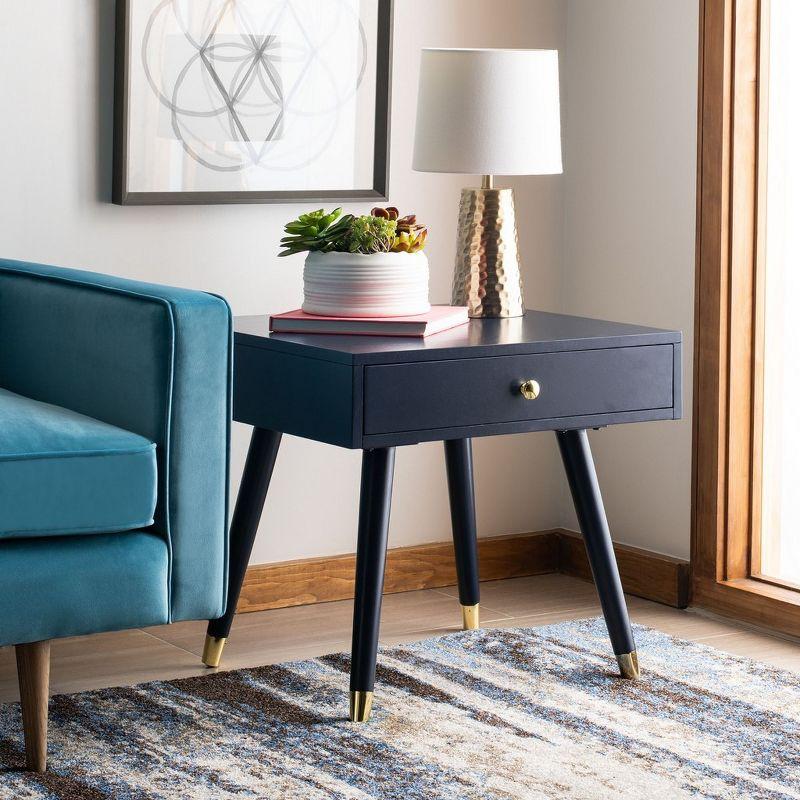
[202,635,227,668]
[461,604,480,631]
[616,651,640,680]
[349,691,374,723]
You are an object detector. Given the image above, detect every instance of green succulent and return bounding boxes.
[344,215,397,254]
[278,208,354,257]
[279,206,429,258]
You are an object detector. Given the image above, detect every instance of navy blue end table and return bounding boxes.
[203,311,682,722]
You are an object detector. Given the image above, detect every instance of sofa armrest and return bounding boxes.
[0,259,232,621]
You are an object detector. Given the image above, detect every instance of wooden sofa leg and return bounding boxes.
[15,641,51,773]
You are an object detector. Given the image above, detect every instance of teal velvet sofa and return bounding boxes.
[0,259,232,772]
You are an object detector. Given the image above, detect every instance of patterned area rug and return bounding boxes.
[1,619,799,800]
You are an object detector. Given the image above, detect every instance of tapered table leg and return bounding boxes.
[204,427,282,667]
[350,447,396,722]
[444,438,481,630]
[16,641,50,773]
[555,429,640,679]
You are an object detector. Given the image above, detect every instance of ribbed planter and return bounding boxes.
[302,251,430,317]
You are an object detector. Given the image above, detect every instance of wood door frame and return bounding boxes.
[692,0,800,636]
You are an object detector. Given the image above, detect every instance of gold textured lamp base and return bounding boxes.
[349,691,374,723]
[452,177,524,319]
[616,651,640,680]
[202,635,227,668]
[461,604,480,630]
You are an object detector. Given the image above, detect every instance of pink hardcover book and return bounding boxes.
[269,306,469,337]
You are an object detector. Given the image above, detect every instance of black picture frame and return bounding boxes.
[112,0,393,205]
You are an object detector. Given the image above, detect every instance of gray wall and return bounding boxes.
[0,1,698,563]
[0,1,567,565]
[561,0,698,558]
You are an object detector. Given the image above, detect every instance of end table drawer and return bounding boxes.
[364,345,675,435]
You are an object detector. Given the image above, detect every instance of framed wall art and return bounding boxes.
[113,0,393,205]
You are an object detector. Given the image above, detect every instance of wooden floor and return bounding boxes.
[2,573,799,703]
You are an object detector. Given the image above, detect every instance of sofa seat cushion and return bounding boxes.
[0,388,157,538]
[0,531,169,647]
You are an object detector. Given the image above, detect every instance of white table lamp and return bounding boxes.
[413,48,563,317]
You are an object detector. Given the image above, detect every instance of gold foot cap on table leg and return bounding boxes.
[461,604,480,631]
[349,691,374,723]
[202,635,227,668]
[616,651,640,680]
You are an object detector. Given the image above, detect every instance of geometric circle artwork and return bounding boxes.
[141,0,368,173]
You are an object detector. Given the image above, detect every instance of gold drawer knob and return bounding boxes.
[519,379,541,400]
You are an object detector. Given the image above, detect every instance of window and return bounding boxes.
[693,0,800,636]
[754,0,800,588]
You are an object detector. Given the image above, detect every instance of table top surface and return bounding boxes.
[235,310,682,365]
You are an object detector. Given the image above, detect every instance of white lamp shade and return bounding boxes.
[412,48,563,176]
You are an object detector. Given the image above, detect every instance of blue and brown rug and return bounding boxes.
[1,619,799,799]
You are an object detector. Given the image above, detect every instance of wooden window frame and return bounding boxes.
[692,0,800,635]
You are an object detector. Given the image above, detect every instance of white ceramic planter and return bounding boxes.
[302,251,431,317]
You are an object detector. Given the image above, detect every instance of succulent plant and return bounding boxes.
[278,208,354,257]
[371,206,399,221]
[279,206,428,257]
[371,208,428,253]
[345,215,397,254]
